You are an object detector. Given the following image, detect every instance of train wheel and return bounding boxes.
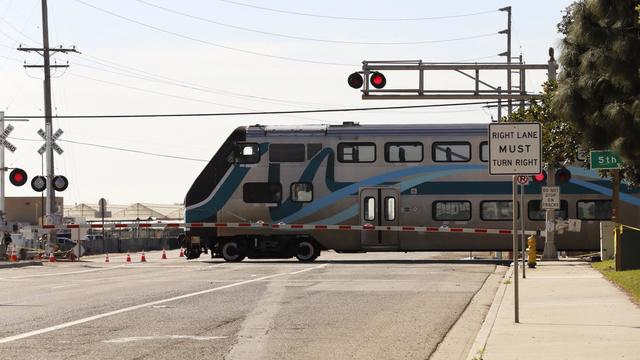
[295,240,319,262]
[184,247,201,259]
[221,240,245,262]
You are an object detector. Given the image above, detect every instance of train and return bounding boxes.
[182,122,640,261]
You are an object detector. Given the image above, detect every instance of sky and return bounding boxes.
[0,0,573,206]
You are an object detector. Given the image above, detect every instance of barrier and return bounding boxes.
[32,222,536,235]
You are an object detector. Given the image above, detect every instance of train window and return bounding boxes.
[307,144,322,160]
[291,183,313,202]
[480,141,489,162]
[234,143,260,164]
[481,201,518,221]
[385,197,396,221]
[385,142,423,162]
[577,200,612,220]
[433,201,471,221]
[338,143,376,163]
[269,144,305,163]
[364,197,376,221]
[243,182,282,203]
[528,200,569,221]
[432,142,471,162]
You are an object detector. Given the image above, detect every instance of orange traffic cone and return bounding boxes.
[179,248,184,257]
[126,252,132,263]
[161,249,167,260]
[49,252,56,262]
[140,250,147,263]
[105,253,110,263]
[10,245,18,262]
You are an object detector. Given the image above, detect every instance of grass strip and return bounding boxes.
[592,259,640,304]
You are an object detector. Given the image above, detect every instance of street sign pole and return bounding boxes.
[521,184,526,279]
[589,150,623,271]
[489,122,541,324]
[0,112,5,226]
[512,176,519,323]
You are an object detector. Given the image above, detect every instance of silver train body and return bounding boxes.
[183,123,640,261]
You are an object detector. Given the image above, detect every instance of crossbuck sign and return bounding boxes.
[37,128,64,155]
[488,122,542,175]
[0,124,16,153]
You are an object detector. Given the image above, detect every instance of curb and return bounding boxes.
[464,264,513,360]
[0,260,43,269]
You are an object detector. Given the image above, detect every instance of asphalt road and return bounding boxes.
[0,250,497,360]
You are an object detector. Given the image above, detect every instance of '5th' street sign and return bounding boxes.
[590,150,622,170]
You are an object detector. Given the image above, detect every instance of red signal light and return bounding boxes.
[370,72,386,89]
[533,171,547,183]
[555,168,571,183]
[347,72,364,89]
[9,168,27,186]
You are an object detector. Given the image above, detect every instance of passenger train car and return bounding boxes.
[183,123,640,261]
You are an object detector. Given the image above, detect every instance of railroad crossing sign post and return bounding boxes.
[590,150,623,270]
[0,112,17,225]
[489,122,542,324]
[37,128,63,155]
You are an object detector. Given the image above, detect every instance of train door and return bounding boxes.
[360,187,399,249]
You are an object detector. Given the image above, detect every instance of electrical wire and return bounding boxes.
[0,15,40,45]
[218,0,498,22]
[9,136,209,162]
[4,100,502,119]
[65,72,333,123]
[134,0,499,46]
[73,0,356,67]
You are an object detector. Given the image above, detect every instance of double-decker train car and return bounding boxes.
[183,122,640,262]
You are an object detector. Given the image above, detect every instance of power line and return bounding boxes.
[9,136,208,162]
[4,100,501,119]
[134,0,499,46]
[218,0,498,22]
[65,72,332,123]
[71,56,339,109]
[73,0,355,67]
[0,15,40,45]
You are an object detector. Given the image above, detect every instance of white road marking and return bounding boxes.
[0,265,125,280]
[0,264,327,344]
[104,335,227,343]
[51,284,79,289]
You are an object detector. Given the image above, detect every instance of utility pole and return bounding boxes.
[499,6,512,120]
[17,0,78,251]
[542,48,559,260]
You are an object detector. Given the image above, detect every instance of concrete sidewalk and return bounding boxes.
[469,261,640,360]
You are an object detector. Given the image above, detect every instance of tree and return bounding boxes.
[507,81,581,170]
[554,0,640,186]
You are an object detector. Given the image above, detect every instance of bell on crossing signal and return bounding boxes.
[9,168,27,186]
[31,176,46,192]
[347,72,364,89]
[555,168,572,184]
[532,170,547,184]
[370,72,386,89]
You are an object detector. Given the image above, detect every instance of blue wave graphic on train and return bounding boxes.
[186,146,640,223]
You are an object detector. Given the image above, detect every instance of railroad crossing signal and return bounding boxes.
[37,128,64,155]
[0,124,17,153]
[31,176,46,192]
[9,168,28,186]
